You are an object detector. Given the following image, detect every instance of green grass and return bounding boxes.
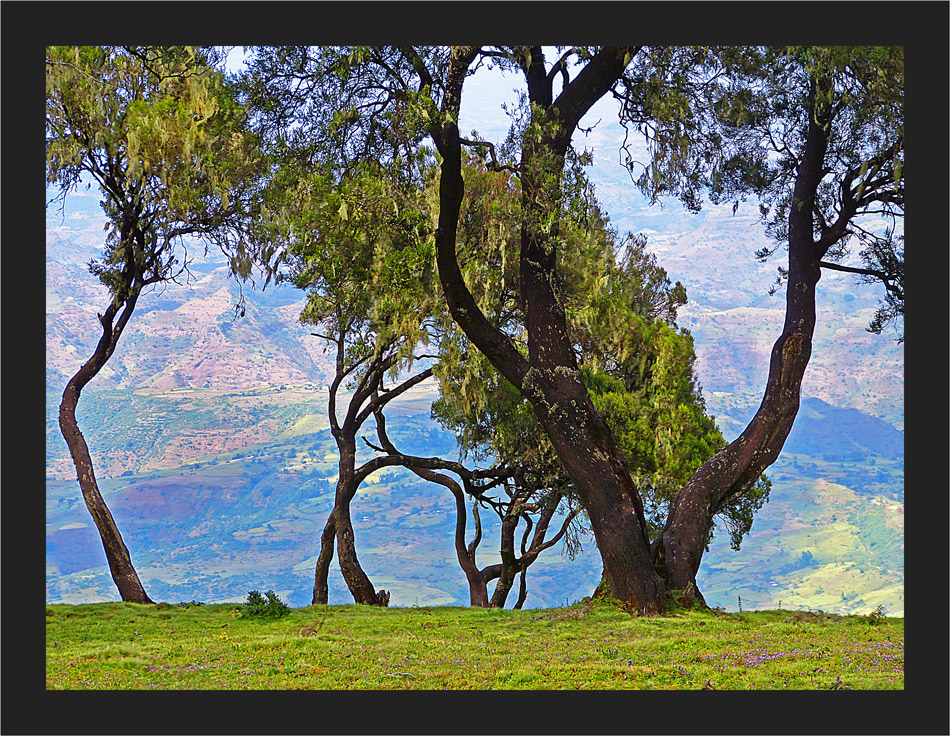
[45,599,903,690]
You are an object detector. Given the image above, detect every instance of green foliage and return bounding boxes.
[252,141,440,382]
[46,46,264,296]
[427,151,768,550]
[242,590,291,619]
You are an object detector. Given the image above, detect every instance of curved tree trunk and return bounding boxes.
[462,501,491,608]
[311,512,337,605]
[335,496,388,605]
[488,509,520,608]
[314,346,434,607]
[532,385,666,614]
[58,293,153,604]
[326,439,389,606]
[654,74,834,606]
[371,404,490,606]
[513,568,529,610]
[415,470,490,607]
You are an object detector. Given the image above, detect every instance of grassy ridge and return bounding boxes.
[45,600,903,690]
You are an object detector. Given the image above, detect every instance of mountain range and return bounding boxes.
[45,118,904,613]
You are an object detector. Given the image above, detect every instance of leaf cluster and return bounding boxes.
[254,152,440,380]
[241,590,291,619]
[46,46,265,298]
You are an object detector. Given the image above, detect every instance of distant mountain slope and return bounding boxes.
[45,381,904,615]
[786,398,904,462]
[45,189,336,395]
[45,151,903,614]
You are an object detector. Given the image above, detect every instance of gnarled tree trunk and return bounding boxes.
[408,468,490,608]
[371,405,490,606]
[312,435,389,606]
[58,292,153,604]
[653,74,835,606]
[335,493,388,606]
[311,512,337,605]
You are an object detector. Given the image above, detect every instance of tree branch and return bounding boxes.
[396,46,434,94]
[355,365,433,427]
[550,46,639,150]
[431,47,531,392]
[459,137,519,175]
[818,260,902,298]
[468,499,483,560]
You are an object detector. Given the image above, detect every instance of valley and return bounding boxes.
[46,381,904,615]
[45,144,904,616]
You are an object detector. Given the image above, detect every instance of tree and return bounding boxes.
[46,46,262,603]
[356,146,764,609]
[264,160,440,605]
[238,45,901,614]
[369,402,570,609]
[645,46,903,603]
[430,154,768,604]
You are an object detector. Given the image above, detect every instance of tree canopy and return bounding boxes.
[47,46,263,287]
[48,44,903,614]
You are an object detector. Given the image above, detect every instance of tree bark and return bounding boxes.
[654,73,835,605]
[311,511,337,605]
[513,569,529,610]
[516,49,665,614]
[312,354,433,607]
[335,493,388,606]
[488,506,521,608]
[58,293,153,604]
[311,436,390,607]
[323,436,389,606]
[417,469,490,607]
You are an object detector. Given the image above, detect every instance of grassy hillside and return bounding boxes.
[45,599,903,691]
[699,473,904,617]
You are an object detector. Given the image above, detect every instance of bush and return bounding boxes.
[866,604,887,625]
[242,590,291,619]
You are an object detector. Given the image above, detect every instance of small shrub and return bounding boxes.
[242,590,291,619]
[865,604,887,625]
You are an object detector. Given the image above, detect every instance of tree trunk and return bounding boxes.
[416,469,489,607]
[335,496,387,605]
[534,378,666,614]
[488,510,520,608]
[653,326,813,604]
[371,404,490,606]
[311,512,337,605]
[654,74,834,606]
[513,569,528,610]
[516,122,666,614]
[429,46,666,614]
[58,293,153,605]
[324,440,389,606]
